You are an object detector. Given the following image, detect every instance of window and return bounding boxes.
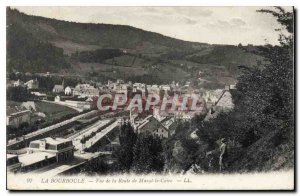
[47,144,57,150]
[29,143,39,149]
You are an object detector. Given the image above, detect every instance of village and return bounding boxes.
[6,71,236,176]
[5,5,295,191]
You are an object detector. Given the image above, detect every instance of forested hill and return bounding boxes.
[7,7,263,87]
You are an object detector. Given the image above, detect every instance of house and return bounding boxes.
[160,85,171,92]
[73,84,99,98]
[85,97,93,102]
[129,108,148,129]
[161,117,178,136]
[52,80,64,93]
[184,81,191,87]
[21,101,36,112]
[54,95,61,102]
[6,106,31,128]
[53,85,64,93]
[148,85,160,95]
[24,79,39,89]
[136,115,169,138]
[103,137,121,152]
[13,79,24,87]
[113,83,128,95]
[31,92,47,100]
[65,86,73,96]
[25,72,32,77]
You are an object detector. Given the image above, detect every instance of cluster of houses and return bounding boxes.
[7,79,39,90]
[125,83,236,139]
[6,75,237,175]
[7,75,236,136]
[129,110,178,139]
[53,81,100,98]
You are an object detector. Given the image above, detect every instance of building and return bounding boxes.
[27,137,75,163]
[53,85,64,93]
[6,106,31,128]
[152,99,205,122]
[160,85,171,92]
[54,95,61,102]
[113,83,128,95]
[73,84,99,98]
[161,117,178,136]
[136,115,169,138]
[13,79,24,87]
[65,86,73,96]
[148,85,160,95]
[133,83,147,96]
[53,80,65,93]
[21,101,36,112]
[31,91,47,100]
[24,79,39,89]
[103,137,121,152]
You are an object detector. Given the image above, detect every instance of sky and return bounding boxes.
[12,6,293,45]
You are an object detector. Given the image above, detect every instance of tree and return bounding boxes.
[232,7,294,143]
[131,134,164,174]
[7,86,33,102]
[190,7,294,172]
[114,123,137,172]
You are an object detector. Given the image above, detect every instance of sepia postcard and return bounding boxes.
[6,6,295,190]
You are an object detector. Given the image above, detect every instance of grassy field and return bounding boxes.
[34,101,78,122]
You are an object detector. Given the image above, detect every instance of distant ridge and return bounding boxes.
[6,7,263,88]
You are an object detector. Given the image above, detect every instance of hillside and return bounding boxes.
[7,7,263,88]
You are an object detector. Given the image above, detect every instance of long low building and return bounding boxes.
[13,137,75,173]
[19,152,57,172]
[27,137,75,163]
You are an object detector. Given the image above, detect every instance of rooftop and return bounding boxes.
[18,152,56,166]
[6,105,30,116]
[31,137,72,145]
[7,154,18,160]
[53,85,64,90]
